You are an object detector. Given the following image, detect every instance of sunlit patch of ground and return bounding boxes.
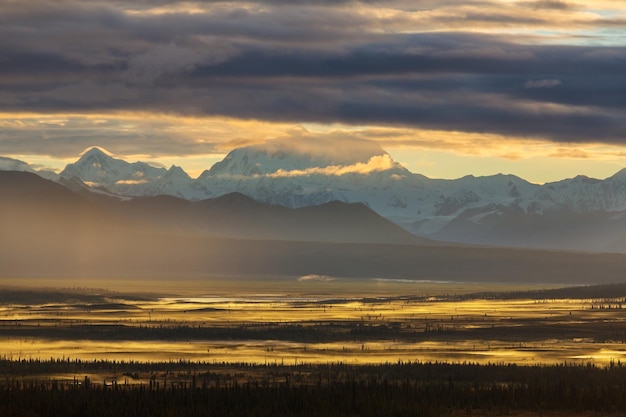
[3,338,626,367]
[1,278,626,368]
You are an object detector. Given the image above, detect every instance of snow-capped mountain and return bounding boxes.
[7,140,626,252]
[60,147,167,187]
[192,139,419,210]
[544,170,626,212]
[203,137,391,176]
[9,170,626,284]
[0,156,33,172]
[0,156,59,181]
[59,147,197,199]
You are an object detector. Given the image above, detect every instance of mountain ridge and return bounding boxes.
[1,170,425,246]
[6,144,626,252]
[6,171,626,285]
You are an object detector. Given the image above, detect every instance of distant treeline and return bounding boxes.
[2,360,626,416]
[4,282,626,306]
[0,320,426,343]
[0,288,151,305]
[5,315,626,344]
[461,282,626,301]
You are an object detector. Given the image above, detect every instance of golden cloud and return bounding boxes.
[267,154,396,177]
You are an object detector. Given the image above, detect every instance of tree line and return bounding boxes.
[2,359,626,416]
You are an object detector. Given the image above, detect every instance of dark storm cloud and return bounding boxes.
[518,1,577,10]
[186,38,626,79]
[0,0,625,144]
[173,76,624,143]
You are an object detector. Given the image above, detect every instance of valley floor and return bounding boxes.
[1,279,626,367]
[2,280,626,416]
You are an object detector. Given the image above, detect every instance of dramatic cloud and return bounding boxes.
[525,79,562,88]
[251,134,387,165]
[124,43,209,85]
[0,0,625,178]
[268,154,397,177]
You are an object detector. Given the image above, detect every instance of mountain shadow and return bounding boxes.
[4,170,626,285]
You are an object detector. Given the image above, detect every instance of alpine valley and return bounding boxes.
[5,138,626,254]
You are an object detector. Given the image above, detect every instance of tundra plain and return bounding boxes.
[2,278,626,376]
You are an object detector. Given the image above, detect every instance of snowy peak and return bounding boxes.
[0,156,59,181]
[608,168,626,181]
[203,137,394,177]
[80,146,112,160]
[60,147,167,186]
[0,156,33,172]
[165,165,191,180]
[12,144,626,252]
[53,148,198,199]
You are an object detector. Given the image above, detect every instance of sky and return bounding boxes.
[0,0,625,183]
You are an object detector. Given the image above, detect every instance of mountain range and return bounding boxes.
[5,169,626,285]
[1,170,422,246]
[5,140,626,253]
